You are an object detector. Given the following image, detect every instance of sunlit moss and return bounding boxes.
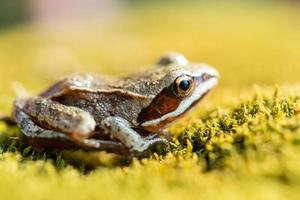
[1,86,300,200]
[1,1,300,200]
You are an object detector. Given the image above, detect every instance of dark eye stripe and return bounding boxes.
[137,87,181,125]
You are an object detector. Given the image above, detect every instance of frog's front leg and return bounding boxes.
[101,117,168,153]
[13,97,127,153]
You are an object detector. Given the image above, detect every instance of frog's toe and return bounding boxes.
[150,138,170,152]
[150,137,169,146]
[130,137,169,156]
[144,137,169,150]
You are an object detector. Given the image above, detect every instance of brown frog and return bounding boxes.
[12,53,219,155]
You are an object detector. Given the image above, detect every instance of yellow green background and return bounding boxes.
[0,1,300,200]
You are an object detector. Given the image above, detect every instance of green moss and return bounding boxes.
[1,1,300,199]
[1,87,300,200]
[175,89,300,172]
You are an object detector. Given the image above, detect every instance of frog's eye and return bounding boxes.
[173,75,193,97]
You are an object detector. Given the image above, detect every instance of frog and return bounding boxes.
[12,53,219,155]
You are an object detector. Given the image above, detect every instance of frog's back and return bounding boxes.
[40,73,118,98]
[39,73,153,125]
[38,63,183,124]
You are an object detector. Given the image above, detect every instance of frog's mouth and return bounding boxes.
[139,76,218,131]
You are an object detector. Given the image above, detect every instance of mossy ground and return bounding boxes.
[0,1,300,200]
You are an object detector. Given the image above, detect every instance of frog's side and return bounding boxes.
[13,53,219,155]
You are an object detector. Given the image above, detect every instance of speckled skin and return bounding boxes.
[42,67,179,126]
[12,53,219,155]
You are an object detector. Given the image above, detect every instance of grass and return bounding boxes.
[1,1,300,200]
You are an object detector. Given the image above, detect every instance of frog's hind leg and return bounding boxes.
[14,110,127,153]
[14,99,127,153]
[13,97,96,140]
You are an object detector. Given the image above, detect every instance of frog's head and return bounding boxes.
[137,52,219,132]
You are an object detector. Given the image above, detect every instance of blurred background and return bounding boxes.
[0,0,300,112]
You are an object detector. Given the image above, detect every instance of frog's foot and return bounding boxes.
[80,138,128,154]
[131,136,169,154]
